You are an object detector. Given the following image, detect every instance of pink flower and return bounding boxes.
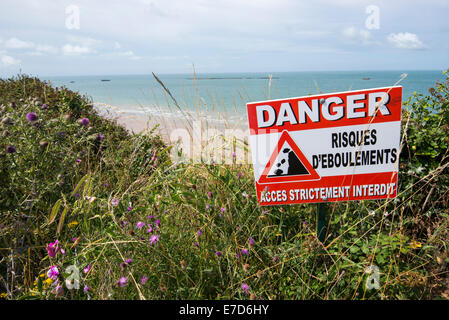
[47,266,59,280]
[249,237,255,246]
[241,283,249,295]
[136,221,145,229]
[46,240,60,258]
[241,248,249,255]
[140,276,148,285]
[119,277,128,287]
[150,234,160,244]
[83,286,90,294]
[111,198,119,206]
[83,264,91,274]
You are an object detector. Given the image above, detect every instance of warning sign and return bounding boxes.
[246,86,402,205]
[259,131,320,184]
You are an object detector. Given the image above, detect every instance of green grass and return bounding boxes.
[0,72,448,300]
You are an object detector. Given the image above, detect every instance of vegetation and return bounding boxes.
[0,72,448,300]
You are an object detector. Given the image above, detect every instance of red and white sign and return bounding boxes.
[246,86,402,205]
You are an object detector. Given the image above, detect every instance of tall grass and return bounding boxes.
[0,71,448,300]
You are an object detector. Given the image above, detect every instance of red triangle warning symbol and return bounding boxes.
[258,131,320,184]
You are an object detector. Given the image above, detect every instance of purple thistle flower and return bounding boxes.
[136,221,145,229]
[76,159,81,163]
[155,219,160,226]
[140,276,148,285]
[221,207,226,213]
[241,248,249,256]
[273,256,278,262]
[120,262,126,269]
[83,286,90,294]
[206,204,210,210]
[55,284,64,297]
[197,229,202,236]
[26,112,38,122]
[249,237,255,246]
[41,103,48,109]
[232,152,236,158]
[147,226,153,233]
[97,133,104,141]
[241,283,249,295]
[149,234,160,245]
[118,277,128,287]
[47,266,59,280]
[194,242,199,248]
[126,259,132,265]
[75,193,80,198]
[147,215,154,220]
[5,145,16,154]
[238,172,243,179]
[80,118,90,126]
[216,251,222,257]
[111,198,119,206]
[127,202,132,212]
[207,191,213,198]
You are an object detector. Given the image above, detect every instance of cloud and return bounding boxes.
[387,32,426,49]
[0,51,20,66]
[342,27,378,45]
[61,36,101,55]
[66,36,102,48]
[29,44,59,56]
[62,44,94,55]
[4,37,34,49]
[117,50,141,60]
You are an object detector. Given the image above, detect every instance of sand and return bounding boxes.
[95,103,252,164]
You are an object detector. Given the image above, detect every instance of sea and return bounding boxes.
[43,70,445,121]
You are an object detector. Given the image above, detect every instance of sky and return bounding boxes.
[0,0,448,76]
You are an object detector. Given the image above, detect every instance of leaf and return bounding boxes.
[47,199,62,226]
[56,207,68,235]
[349,246,359,253]
[72,174,89,197]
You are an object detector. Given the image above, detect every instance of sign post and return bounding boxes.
[246,86,402,239]
[316,202,328,243]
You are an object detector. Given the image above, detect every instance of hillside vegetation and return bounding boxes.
[0,72,448,300]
